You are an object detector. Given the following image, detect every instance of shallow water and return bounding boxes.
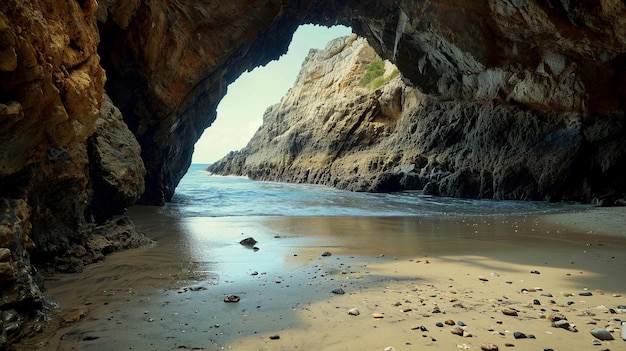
[22,205,626,350]
[172,164,589,218]
[19,168,626,350]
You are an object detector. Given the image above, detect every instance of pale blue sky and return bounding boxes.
[192,24,352,164]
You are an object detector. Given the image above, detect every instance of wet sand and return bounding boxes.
[18,206,626,351]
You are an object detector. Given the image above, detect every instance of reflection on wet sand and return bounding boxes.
[19,207,626,351]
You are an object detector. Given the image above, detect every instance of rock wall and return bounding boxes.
[0,2,148,346]
[208,36,626,202]
[0,0,625,348]
[0,92,151,347]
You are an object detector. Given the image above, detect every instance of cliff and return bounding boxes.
[0,0,625,348]
[208,36,626,202]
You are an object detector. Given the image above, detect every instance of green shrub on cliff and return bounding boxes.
[360,60,385,86]
[359,60,399,90]
[369,68,399,89]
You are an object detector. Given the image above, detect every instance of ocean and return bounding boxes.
[163,163,588,219]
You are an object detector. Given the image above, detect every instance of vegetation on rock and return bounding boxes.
[359,60,399,90]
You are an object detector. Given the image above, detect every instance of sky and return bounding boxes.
[191,24,352,164]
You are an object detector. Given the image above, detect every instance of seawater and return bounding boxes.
[163,163,588,218]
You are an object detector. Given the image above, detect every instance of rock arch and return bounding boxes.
[1,1,626,347]
[97,0,626,205]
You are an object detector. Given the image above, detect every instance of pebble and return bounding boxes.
[321,251,332,257]
[348,308,360,316]
[590,328,614,341]
[552,320,570,329]
[445,319,456,325]
[579,291,593,296]
[372,313,385,319]
[457,321,466,327]
[481,343,499,351]
[501,308,518,316]
[541,293,553,297]
[533,299,541,305]
[269,334,280,340]
[331,288,345,295]
[61,309,87,324]
[451,326,464,336]
[436,322,444,327]
[546,312,567,322]
[239,237,257,246]
[579,309,595,316]
[530,270,541,274]
[383,347,397,351]
[513,331,526,339]
[223,295,240,303]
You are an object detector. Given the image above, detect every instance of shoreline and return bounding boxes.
[17,206,626,350]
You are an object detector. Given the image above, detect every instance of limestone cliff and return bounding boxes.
[208,36,626,202]
[0,0,625,348]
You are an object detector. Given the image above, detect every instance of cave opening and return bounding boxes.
[191,24,352,165]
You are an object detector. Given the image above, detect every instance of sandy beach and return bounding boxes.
[17,206,626,351]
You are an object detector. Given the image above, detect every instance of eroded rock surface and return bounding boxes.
[208,36,625,201]
[1,2,148,346]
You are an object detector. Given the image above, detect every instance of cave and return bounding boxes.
[94,1,626,206]
[1,1,626,348]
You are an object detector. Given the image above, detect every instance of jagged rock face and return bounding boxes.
[0,0,104,176]
[208,36,626,201]
[0,92,148,347]
[209,36,424,191]
[1,1,146,346]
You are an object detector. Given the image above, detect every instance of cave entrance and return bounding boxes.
[191,24,352,165]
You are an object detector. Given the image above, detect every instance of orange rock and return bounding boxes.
[62,308,87,324]
[501,308,518,316]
